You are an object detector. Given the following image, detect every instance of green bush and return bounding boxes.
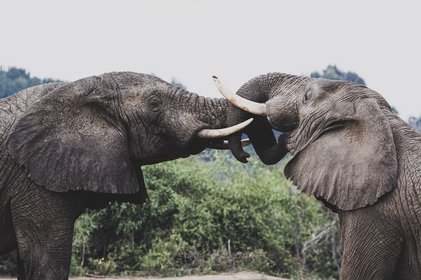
[70,150,340,279]
[0,252,17,276]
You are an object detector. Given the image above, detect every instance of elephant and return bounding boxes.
[0,72,252,280]
[213,73,421,279]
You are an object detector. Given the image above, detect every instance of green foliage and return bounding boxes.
[71,152,339,279]
[311,65,366,85]
[0,66,60,98]
[0,252,16,276]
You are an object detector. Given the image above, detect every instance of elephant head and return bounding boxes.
[6,72,251,203]
[216,73,398,211]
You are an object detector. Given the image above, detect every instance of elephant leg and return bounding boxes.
[0,228,17,255]
[10,184,82,280]
[0,237,17,279]
[339,210,403,280]
[17,253,25,280]
[0,209,17,255]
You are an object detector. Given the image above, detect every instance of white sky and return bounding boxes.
[1,0,420,120]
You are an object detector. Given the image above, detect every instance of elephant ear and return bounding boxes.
[7,76,145,198]
[285,98,397,211]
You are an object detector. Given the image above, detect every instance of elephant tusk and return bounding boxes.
[213,75,267,116]
[197,118,253,139]
[207,138,251,150]
[239,138,251,147]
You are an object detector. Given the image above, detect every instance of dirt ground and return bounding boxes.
[1,271,287,280]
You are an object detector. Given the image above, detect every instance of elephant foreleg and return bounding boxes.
[0,228,17,255]
[0,207,17,255]
[10,185,81,280]
[339,210,403,280]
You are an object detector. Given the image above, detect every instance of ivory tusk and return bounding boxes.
[239,138,251,147]
[213,76,267,116]
[197,118,253,139]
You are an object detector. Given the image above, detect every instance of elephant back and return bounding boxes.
[0,83,64,139]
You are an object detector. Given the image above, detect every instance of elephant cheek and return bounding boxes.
[266,101,299,132]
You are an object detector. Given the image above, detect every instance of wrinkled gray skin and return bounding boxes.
[226,73,421,279]
[0,72,232,279]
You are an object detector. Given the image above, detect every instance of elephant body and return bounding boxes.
[339,115,421,278]
[217,73,421,279]
[0,83,85,278]
[0,72,245,279]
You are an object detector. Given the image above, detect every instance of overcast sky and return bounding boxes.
[1,0,420,120]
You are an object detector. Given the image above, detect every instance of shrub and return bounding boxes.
[71,150,339,278]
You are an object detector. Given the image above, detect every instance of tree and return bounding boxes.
[171,78,186,90]
[0,66,60,98]
[311,65,366,85]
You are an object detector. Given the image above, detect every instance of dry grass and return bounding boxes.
[1,271,287,280]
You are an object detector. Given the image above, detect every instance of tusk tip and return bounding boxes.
[196,118,254,139]
[244,118,254,125]
[212,76,220,85]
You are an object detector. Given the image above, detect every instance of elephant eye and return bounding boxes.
[148,96,162,111]
[303,91,310,104]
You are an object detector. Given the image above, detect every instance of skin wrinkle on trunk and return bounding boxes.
[170,87,229,129]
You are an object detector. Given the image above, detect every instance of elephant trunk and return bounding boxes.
[217,73,312,163]
[170,87,251,150]
[193,93,230,129]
